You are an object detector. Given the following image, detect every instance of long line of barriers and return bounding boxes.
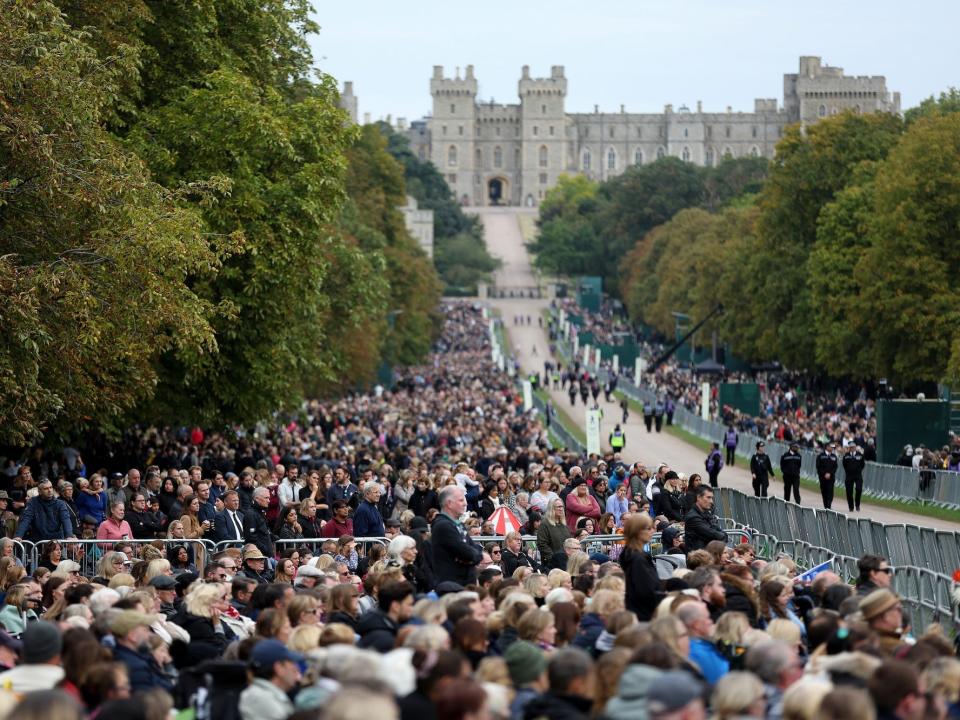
[712,487,960,631]
[549,324,960,510]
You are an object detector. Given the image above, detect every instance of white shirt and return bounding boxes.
[0,664,64,693]
[530,490,558,513]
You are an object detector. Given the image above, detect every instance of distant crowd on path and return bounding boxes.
[0,302,958,720]
[549,298,960,472]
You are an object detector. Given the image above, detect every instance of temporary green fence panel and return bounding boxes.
[876,400,950,465]
[719,383,761,416]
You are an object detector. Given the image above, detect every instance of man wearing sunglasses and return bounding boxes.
[855,554,893,597]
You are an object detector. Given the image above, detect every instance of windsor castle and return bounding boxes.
[340,57,900,208]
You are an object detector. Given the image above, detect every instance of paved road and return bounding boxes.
[476,207,960,532]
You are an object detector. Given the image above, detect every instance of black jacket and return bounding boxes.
[127,509,163,539]
[816,452,839,479]
[430,512,482,587]
[683,506,726,551]
[242,505,275,557]
[408,488,439,518]
[501,547,536,578]
[655,490,684,522]
[620,546,664,621]
[213,509,245,544]
[843,452,865,480]
[523,691,592,720]
[750,453,774,483]
[780,450,803,477]
[356,609,398,653]
[171,607,236,669]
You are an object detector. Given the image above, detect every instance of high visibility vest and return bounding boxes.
[611,431,625,448]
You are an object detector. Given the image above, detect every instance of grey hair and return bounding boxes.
[252,486,270,500]
[437,484,462,509]
[745,640,796,685]
[386,535,416,562]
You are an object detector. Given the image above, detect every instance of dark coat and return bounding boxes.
[572,612,605,653]
[780,450,803,477]
[408,488,439,518]
[501,547,536,578]
[171,607,236,668]
[326,610,358,631]
[655,490,684,522]
[214,509,246,544]
[620,546,663,621]
[430,513,482,587]
[243,505,275,557]
[113,643,174,693]
[356,609,398,653]
[353,499,385,538]
[15,496,74,541]
[816,452,839,479]
[683,506,726,551]
[523,691,592,720]
[750,453,774,483]
[536,521,571,570]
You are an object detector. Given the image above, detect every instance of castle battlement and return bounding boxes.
[407,57,898,209]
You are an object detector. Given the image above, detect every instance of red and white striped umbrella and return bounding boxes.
[489,507,522,535]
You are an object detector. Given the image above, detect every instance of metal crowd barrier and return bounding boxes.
[713,487,960,630]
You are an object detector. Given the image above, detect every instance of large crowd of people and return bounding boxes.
[549,299,960,462]
[0,302,958,720]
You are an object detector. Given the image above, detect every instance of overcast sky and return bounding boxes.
[308,1,958,123]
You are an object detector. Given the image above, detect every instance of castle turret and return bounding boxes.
[339,81,358,124]
[429,65,477,205]
[518,65,567,206]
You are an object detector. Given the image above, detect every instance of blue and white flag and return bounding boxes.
[794,559,833,584]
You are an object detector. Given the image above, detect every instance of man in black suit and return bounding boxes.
[214,490,246,546]
[430,485,482,588]
[243,486,275,557]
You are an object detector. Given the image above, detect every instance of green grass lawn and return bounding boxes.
[534,387,587,445]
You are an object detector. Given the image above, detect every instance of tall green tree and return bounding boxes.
[744,112,903,369]
[0,1,231,443]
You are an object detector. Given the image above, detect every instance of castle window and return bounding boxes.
[705,148,714,167]
[549,126,555,136]
[707,126,712,139]
[542,104,547,114]
[725,126,731,138]
[751,146,760,157]
[442,125,447,136]
[495,126,501,136]
[818,104,826,117]
[582,150,592,170]
[607,148,616,170]
[533,126,538,136]
[494,146,502,168]
[475,148,482,166]
[450,104,456,114]
[447,173,456,184]
[854,104,862,114]
[539,173,547,184]
[447,146,457,166]
[609,127,615,138]
[458,125,463,136]
[514,148,520,165]
[658,127,663,138]
[751,126,757,138]
[723,147,733,159]
[682,147,690,162]
[656,147,665,160]
[584,127,590,138]
[683,128,689,138]
[634,149,643,165]
[539,145,548,168]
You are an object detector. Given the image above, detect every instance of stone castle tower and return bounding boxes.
[407,57,900,208]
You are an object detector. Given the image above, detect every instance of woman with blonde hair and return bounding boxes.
[516,606,557,651]
[650,615,703,680]
[173,582,233,656]
[782,679,834,720]
[522,573,549,605]
[287,624,322,653]
[620,513,662,621]
[536,498,571,570]
[143,559,172,584]
[566,550,591,578]
[712,671,766,720]
[547,569,572,591]
[287,594,320,628]
[715,611,752,669]
[92,552,129,586]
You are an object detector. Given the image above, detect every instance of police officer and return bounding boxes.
[842,445,866,512]
[643,401,654,433]
[749,441,774,497]
[816,442,839,510]
[654,398,665,433]
[780,441,803,504]
[568,381,577,406]
[705,442,723,488]
[609,424,626,451]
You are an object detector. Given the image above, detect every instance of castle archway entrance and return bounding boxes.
[487,177,508,206]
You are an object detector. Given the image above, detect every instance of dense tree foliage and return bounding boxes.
[612,109,960,387]
[378,123,499,292]
[531,157,768,295]
[2,0,440,442]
